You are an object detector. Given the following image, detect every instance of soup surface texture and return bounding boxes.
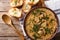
[25,8,58,40]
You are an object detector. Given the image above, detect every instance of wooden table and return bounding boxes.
[0,0,23,40]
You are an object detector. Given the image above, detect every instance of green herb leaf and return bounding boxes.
[14,0,17,5]
[33,33,41,40]
[33,34,38,40]
[32,9,45,15]
[30,0,34,2]
[36,9,45,14]
[44,27,51,35]
[32,0,34,2]
[36,9,40,12]
[42,15,49,20]
[14,11,17,14]
[33,24,39,32]
[32,11,36,15]
[50,19,55,23]
[39,18,42,22]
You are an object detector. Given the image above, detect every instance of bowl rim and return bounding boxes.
[23,6,59,40]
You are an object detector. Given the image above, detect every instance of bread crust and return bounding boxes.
[9,8,22,18]
[24,0,39,6]
[22,4,31,13]
[10,0,23,7]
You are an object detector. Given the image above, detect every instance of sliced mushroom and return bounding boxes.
[38,28,45,36]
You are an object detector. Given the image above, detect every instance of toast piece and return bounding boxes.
[24,0,39,6]
[22,4,31,13]
[10,0,23,7]
[9,8,22,18]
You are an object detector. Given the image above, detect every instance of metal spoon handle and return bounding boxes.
[10,24,25,40]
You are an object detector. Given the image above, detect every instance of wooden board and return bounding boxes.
[0,0,24,40]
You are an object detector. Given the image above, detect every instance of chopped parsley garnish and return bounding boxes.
[33,34,38,40]
[30,0,34,2]
[33,33,41,40]
[33,24,39,32]
[50,19,55,23]
[36,9,45,14]
[14,0,17,5]
[32,9,45,15]
[32,11,36,15]
[42,15,49,20]
[14,11,17,14]
[44,27,51,35]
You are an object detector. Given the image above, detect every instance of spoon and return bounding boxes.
[2,14,25,40]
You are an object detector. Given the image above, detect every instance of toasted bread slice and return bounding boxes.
[10,0,23,7]
[24,0,39,6]
[9,8,22,18]
[22,4,31,13]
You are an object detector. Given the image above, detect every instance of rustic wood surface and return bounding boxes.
[0,0,23,40]
[0,11,23,40]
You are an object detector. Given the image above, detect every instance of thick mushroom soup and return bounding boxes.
[24,7,58,40]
